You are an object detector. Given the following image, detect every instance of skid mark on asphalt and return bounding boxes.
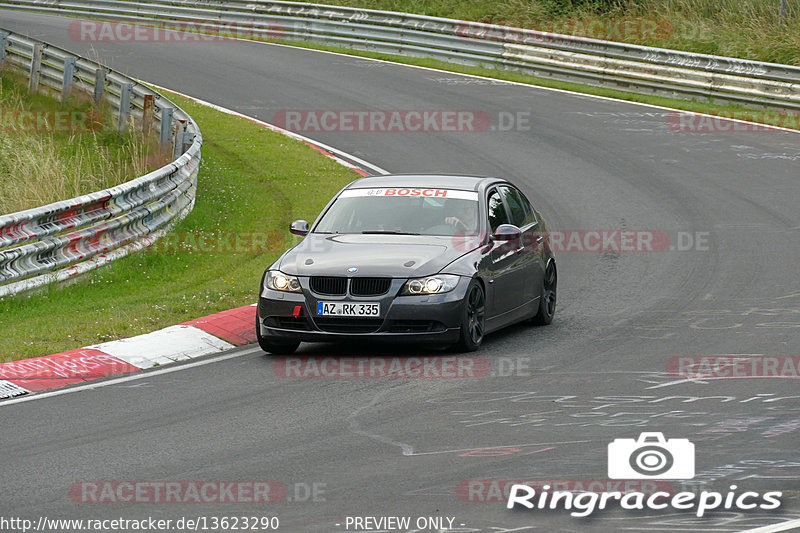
[346,391,590,457]
[347,389,415,455]
[347,391,590,457]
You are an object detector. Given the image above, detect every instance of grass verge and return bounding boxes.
[0,92,359,361]
[0,69,166,214]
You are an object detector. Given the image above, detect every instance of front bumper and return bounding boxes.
[257,277,467,344]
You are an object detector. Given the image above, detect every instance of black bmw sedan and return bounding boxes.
[257,175,556,353]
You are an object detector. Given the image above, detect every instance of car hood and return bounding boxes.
[277,233,479,277]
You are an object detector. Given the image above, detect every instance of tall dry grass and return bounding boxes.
[0,71,169,215]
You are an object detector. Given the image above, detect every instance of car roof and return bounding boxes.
[345,174,507,192]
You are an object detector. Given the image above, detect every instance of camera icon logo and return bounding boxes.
[608,432,695,480]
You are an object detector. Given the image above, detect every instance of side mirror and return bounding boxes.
[493,224,522,242]
[290,220,310,236]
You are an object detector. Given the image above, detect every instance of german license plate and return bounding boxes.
[316,302,380,317]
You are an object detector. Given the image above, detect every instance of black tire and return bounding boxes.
[457,279,486,352]
[255,314,300,354]
[531,260,557,325]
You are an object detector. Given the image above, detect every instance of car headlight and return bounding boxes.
[400,274,460,295]
[265,270,302,293]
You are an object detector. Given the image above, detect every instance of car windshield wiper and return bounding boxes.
[361,230,420,235]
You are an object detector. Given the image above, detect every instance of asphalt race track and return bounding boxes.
[1,10,799,532]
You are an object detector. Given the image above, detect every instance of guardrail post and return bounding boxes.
[117,82,133,133]
[61,57,76,104]
[93,68,106,104]
[183,131,194,153]
[0,33,7,63]
[29,43,43,93]
[173,119,186,159]
[142,94,154,134]
[160,107,173,150]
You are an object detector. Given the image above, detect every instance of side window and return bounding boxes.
[487,190,510,232]
[499,186,532,227]
[518,190,537,226]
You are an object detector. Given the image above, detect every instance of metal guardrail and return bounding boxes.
[1,0,799,110]
[0,27,202,297]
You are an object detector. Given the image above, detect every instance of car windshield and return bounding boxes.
[314,187,480,236]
